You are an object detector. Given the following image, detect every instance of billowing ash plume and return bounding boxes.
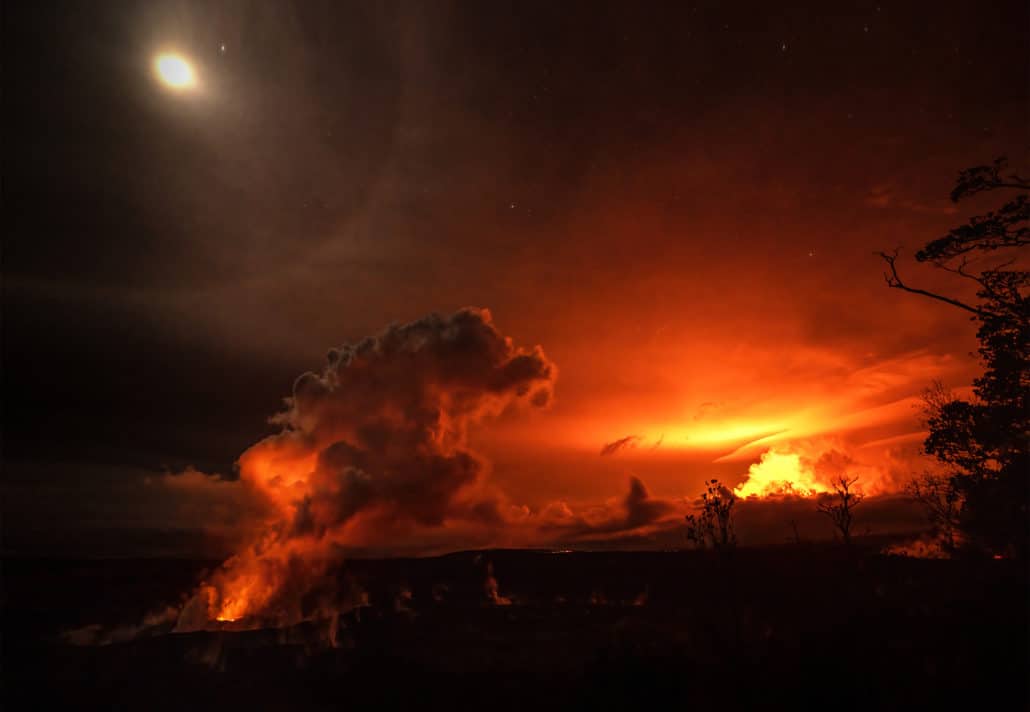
[177,308,556,629]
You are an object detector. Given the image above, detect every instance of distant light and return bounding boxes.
[154,53,196,90]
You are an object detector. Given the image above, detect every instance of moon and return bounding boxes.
[154,53,196,90]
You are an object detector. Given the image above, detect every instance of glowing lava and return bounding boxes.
[733,450,834,498]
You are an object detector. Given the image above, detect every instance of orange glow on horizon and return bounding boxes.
[171,308,974,630]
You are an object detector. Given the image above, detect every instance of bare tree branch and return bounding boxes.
[877,249,984,316]
[817,476,865,546]
[934,256,1020,305]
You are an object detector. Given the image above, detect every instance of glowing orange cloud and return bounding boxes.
[175,308,557,629]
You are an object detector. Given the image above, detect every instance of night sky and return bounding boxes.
[3,1,1027,556]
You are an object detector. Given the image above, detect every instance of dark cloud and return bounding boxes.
[544,477,677,541]
[600,435,641,456]
[249,308,556,537]
[623,477,677,529]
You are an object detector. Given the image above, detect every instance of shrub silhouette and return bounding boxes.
[685,480,737,550]
[906,469,962,554]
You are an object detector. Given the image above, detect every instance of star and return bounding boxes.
[781,41,788,52]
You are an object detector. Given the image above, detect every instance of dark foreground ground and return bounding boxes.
[2,547,1027,711]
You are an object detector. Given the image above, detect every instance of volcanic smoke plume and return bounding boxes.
[176,308,556,630]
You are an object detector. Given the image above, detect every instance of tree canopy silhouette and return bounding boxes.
[879,156,1028,558]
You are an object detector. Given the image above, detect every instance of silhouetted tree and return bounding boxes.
[789,519,802,545]
[685,479,737,550]
[906,466,962,554]
[817,476,864,545]
[878,156,1028,559]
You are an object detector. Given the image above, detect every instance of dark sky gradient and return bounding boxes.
[3,0,1027,555]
